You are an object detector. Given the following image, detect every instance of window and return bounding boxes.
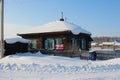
[55,38,63,50]
[81,38,86,50]
[45,38,54,50]
[30,40,37,49]
[55,38,62,44]
[45,38,64,50]
[72,38,77,49]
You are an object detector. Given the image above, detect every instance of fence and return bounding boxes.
[40,49,120,60]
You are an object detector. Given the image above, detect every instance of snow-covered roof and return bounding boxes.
[115,43,120,46]
[101,42,120,46]
[115,42,120,46]
[20,20,91,35]
[102,42,114,45]
[91,42,97,46]
[5,38,30,44]
[99,43,103,46]
[115,40,120,45]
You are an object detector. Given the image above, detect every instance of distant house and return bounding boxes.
[114,40,120,50]
[102,40,120,50]
[91,40,120,50]
[101,42,115,49]
[18,18,92,57]
[91,42,98,47]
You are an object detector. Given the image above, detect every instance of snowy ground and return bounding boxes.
[0,52,120,80]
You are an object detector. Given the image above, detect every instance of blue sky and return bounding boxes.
[4,0,120,37]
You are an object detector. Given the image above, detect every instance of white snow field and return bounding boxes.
[0,52,120,80]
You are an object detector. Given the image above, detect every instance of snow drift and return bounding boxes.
[0,52,120,80]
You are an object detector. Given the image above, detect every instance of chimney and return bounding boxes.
[60,12,64,21]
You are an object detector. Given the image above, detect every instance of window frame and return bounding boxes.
[55,38,62,45]
[81,38,86,50]
[72,38,77,49]
[45,38,55,50]
[30,40,37,49]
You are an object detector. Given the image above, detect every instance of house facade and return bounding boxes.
[18,18,92,57]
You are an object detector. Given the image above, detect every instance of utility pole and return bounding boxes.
[0,0,4,58]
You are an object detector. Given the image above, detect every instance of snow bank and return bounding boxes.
[0,52,120,72]
[0,52,120,80]
[0,61,120,73]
